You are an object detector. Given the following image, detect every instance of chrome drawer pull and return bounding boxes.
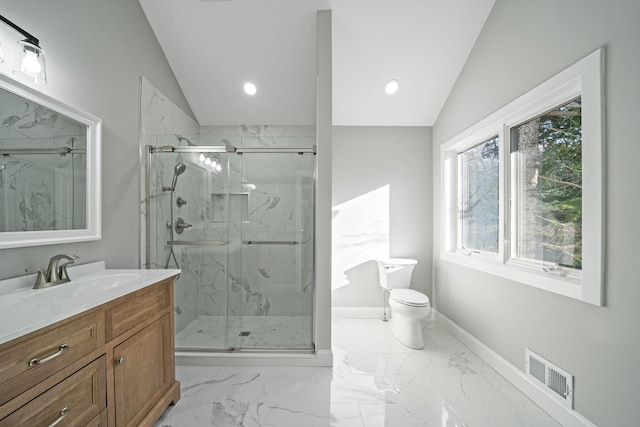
[28,344,69,367]
[48,407,70,427]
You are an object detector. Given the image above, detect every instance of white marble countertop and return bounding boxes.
[0,261,180,346]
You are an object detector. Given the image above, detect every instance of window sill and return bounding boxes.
[440,251,598,305]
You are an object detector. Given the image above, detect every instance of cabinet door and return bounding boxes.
[113,314,172,427]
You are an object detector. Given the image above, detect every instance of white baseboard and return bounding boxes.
[176,349,333,367]
[432,310,596,427]
[332,306,384,319]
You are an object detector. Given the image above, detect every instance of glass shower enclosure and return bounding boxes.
[146,135,315,353]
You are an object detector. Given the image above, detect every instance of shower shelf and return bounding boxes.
[167,240,227,246]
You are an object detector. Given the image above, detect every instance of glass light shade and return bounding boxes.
[13,40,46,84]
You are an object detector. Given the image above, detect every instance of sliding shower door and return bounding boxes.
[149,144,235,351]
[147,138,315,353]
[233,151,315,351]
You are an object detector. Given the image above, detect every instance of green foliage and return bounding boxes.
[535,98,583,269]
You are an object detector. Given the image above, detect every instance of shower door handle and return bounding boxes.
[167,240,227,246]
[243,240,300,245]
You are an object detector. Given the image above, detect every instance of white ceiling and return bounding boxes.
[139,0,495,127]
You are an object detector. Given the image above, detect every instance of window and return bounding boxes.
[511,98,582,271]
[441,49,603,305]
[459,136,500,254]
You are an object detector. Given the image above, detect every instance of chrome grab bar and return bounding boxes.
[28,344,69,367]
[167,240,227,246]
[243,240,300,245]
[0,147,85,155]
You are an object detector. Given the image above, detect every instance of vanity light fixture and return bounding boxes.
[0,14,47,84]
[243,82,257,96]
[384,79,399,95]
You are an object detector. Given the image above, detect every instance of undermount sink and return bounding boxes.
[41,272,143,298]
[75,272,143,290]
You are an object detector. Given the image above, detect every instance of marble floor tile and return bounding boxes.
[156,318,561,427]
[176,315,312,350]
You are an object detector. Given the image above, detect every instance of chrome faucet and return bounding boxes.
[28,254,79,289]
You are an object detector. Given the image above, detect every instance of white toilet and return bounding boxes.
[377,258,431,349]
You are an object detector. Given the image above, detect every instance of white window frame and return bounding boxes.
[440,49,604,306]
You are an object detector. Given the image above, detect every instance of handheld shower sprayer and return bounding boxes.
[162,162,186,192]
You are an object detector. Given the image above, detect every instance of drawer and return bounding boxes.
[0,310,104,406]
[0,355,106,427]
[105,279,171,341]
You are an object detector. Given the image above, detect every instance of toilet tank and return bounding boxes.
[382,258,417,289]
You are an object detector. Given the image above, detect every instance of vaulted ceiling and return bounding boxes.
[139,0,495,127]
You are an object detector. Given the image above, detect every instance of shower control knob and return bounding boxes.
[174,218,192,234]
[176,197,187,208]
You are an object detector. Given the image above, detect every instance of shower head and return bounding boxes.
[174,162,186,176]
[162,162,187,192]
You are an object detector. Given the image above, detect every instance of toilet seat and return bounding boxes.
[390,289,429,307]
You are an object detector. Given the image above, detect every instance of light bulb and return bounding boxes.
[12,41,46,84]
[199,153,205,162]
[205,157,212,165]
[384,79,399,95]
[215,163,222,172]
[22,50,42,74]
[243,82,257,96]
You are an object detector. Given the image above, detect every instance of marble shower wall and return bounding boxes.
[0,88,87,232]
[139,77,199,332]
[199,126,315,323]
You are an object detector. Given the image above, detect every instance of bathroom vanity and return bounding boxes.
[0,263,180,426]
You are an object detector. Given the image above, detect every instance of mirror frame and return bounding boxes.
[0,73,102,249]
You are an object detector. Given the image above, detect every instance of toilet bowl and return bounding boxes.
[377,259,431,349]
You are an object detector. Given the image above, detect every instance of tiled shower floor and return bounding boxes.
[175,315,313,350]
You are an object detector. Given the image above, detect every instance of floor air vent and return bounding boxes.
[526,348,573,409]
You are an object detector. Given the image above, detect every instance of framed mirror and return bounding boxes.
[0,73,101,249]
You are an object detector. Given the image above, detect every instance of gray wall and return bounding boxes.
[333,126,432,308]
[432,1,640,425]
[0,0,192,279]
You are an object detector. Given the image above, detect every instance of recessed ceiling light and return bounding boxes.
[385,79,399,95]
[243,82,257,96]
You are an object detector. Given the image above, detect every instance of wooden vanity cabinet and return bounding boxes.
[0,276,180,427]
